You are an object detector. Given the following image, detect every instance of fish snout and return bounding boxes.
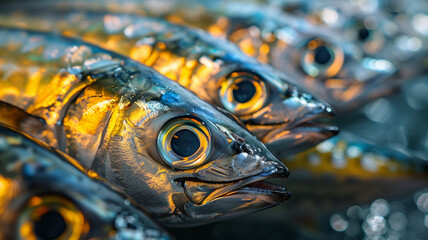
[260,94,338,156]
[185,141,290,205]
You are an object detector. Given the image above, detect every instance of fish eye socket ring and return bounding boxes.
[300,38,344,77]
[17,195,85,240]
[157,117,211,170]
[219,71,268,116]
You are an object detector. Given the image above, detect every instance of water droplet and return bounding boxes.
[347,205,363,219]
[317,140,335,153]
[424,215,428,228]
[364,214,387,236]
[389,212,407,231]
[415,192,428,213]
[347,146,363,159]
[330,214,349,232]
[361,153,379,172]
[412,14,428,35]
[364,98,392,123]
[371,199,390,217]
[321,7,339,24]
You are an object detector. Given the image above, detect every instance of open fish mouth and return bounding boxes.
[183,169,290,206]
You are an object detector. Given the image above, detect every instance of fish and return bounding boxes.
[0,123,172,240]
[0,28,290,226]
[255,0,428,82]
[283,0,428,62]
[5,0,399,113]
[286,131,428,206]
[338,75,428,162]
[0,7,338,157]
[157,1,400,113]
[166,134,428,239]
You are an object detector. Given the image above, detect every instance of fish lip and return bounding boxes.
[248,107,339,144]
[183,168,290,206]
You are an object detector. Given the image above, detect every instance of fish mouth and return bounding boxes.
[247,107,339,153]
[183,168,290,206]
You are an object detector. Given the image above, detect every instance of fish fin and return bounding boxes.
[0,101,47,132]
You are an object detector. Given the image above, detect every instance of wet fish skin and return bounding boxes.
[0,8,338,157]
[0,124,172,240]
[159,2,398,113]
[0,28,290,226]
[7,0,397,113]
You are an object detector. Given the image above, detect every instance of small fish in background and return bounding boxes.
[284,132,428,214]
[279,0,428,76]
[156,1,399,113]
[0,124,172,240]
[339,73,428,162]
[0,28,290,226]
[0,7,338,158]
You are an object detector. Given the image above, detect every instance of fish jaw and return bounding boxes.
[175,160,289,226]
[158,130,291,227]
[245,87,338,157]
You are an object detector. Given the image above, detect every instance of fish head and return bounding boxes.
[270,31,397,112]
[96,69,290,226]
[0,124,172,240]
[218,11,397,111]
[118,18,338,156]
[194,52,338,156]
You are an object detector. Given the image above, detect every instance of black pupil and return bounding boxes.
[314,46,332,65]
[34,210,67,240]
[358,27,370,41]
[171,129,200,157]
[232,80,256,103]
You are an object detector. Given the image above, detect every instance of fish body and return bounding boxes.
[0,124,172,240]
[158,2,399,112]
[9,0,400,113]
[280,0,428,63]
[0,8,338,157]
[338,76,428,162]
[0,28,290,226]
[281,131,428,216]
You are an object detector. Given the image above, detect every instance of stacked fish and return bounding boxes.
[0,0,426,239]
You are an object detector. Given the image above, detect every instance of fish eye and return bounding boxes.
[17,195,85,240]
[219,70,268,115]
[300,38,344,77]
[349,21,384,54]
[157,116,211,170]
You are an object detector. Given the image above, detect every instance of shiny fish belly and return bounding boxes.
[0,8,338,157]
[0,124,172,240]
[0,28,290,226]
